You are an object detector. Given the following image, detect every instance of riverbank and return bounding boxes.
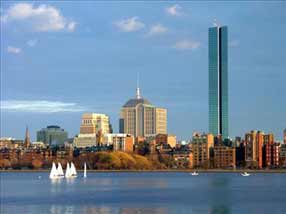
[1,169,286,173]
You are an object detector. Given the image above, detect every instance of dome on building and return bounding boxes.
[123,98,152,107]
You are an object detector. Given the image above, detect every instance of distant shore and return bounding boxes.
[1,169,286,173]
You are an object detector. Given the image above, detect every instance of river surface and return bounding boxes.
[1,172,286,214]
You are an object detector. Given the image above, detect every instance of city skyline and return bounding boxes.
[1,2,286,141]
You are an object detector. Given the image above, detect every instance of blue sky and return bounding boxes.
[1,1,286,141]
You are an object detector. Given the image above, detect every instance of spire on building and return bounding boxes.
[136,72,141,99]
[24,125,30,148]
[213,18,219,27]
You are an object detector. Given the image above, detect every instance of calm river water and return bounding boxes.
[1,172,286,214]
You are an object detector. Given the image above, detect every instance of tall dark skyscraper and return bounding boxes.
[208,24,229,139]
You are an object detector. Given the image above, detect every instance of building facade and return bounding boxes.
[73,134,97,148]
[214,145,236,168]
[263,133,275,167]
[191,133,214,168]
[119,87,167,137]
[209,24,229,139]
[37,125,68,146]
[272,143,280,167]
[279,144,286,167]
[155,134,177,148]
[245,130,263,168]
[0,138,23,149]
[103,133,134,152]
[80,113,110,135]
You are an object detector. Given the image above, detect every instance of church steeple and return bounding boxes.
[24,126,30,148]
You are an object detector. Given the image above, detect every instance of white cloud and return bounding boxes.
[27,39,38,47]
[229,40,239,47]
[147,24,168,36]
[1,100,87,113]
[174,39,200,50]
[1,3,76,32]
[7,46,22,54]
[114,17,145,32]
[67,21,77,32]
[166,4,183,16]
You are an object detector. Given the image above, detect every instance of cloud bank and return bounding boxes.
[7,46,22,54]
[114,17,145,32]
[174,39,200,50]
[1,3,76,32]
[166,4,183,16]
[27,39,38,47]
[1,100,86,113]
[147,24,168,36]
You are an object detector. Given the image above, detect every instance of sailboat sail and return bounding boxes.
[65,163,71,178]
[70,162,77,176]
[57,163,64,176]
[84,162,87,178]
[49,162,58,179]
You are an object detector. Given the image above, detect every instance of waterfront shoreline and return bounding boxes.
[1,169,286,173]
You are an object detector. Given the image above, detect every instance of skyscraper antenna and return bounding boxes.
[137,72,139,89]
[136,72,141,99]
[213,18,219,27]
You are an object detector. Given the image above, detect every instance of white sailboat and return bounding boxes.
[191,171,199,176]
[83,162,87,178]
[65,162,71,178]
[57,163,64,178]
[241,172,250,177]
[49,162,59,179]
[70,162,77,177]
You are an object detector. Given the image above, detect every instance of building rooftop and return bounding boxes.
[123,98,153,108]
[47,125,61,129]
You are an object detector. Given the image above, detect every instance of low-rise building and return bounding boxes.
[279,144,286,167]
[245,130,264,169]
[104,134,134,152]
[73,134,97,148]
[263,133,275,167]
[0,138,23,149]
[214,145,236,168]
[74,133,134,152]
[37,125,68,146]
[191,133,214,168]
[155,134,177,148]
[173,151,193,169]
[272,143,280,167]
[31,141,47,149]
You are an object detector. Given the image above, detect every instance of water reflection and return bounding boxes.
[2,172,286,214]
[50,178,63,185]
[124,179,168,189]
[49,206,168,214]
[83,207,112,214]
[209,205,230,214]
[50,205,75,214]
[66,177,76,185]
[209,176,230,188]
[119,207,167,214]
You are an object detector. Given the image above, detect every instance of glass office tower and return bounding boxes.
[209,25,228,139]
